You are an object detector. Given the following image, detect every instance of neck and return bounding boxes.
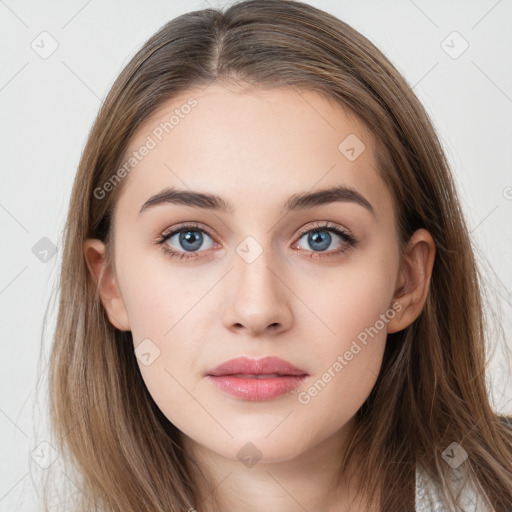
[181,417,376,512]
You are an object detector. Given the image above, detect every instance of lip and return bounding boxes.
[206,356,309,401]
[206,355,307,377]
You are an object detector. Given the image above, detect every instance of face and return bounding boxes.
[90,83,411,465]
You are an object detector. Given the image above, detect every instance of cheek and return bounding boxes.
[293,248,396,415]
[300,246,397,353]
[114,251,212,426]
[116,245,196,337]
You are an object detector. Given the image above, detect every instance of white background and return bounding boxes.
[0,0,511,509]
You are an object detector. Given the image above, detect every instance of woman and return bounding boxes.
[45,0,512,510]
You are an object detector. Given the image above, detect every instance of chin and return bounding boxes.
[209,434,310,465]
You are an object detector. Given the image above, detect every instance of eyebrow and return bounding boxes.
[139,185,375,217]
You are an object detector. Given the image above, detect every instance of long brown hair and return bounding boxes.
[42,0,512,510]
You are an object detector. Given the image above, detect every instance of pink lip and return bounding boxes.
[207,355,307,377]
[206,356,309,401]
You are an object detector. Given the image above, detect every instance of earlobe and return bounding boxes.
[386,229,436,334]
[83,238,131,331]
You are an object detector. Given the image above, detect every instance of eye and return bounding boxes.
[156,223,217,260]
[292,221,358,258]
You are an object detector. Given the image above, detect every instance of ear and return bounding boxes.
[83,238,131,331]
[386,229,436,334]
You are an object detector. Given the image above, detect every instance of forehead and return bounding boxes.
[114,83,390,222]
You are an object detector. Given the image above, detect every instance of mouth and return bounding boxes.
[228,373,292,379]
[206,356,309,401]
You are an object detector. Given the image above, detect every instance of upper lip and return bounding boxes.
[206,356,308,377]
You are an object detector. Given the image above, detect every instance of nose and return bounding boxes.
[221,247,293,336]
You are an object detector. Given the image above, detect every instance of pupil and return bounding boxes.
[309,230,331,251]
[180,230,203,251]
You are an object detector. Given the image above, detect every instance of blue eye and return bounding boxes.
[168,229,212,252]
[292,221,358,258]
[158,224,215,260]
[156,221,358,261]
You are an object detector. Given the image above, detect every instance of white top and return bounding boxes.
[415,464,491,511]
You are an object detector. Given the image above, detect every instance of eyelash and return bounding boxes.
[155,221,359,261]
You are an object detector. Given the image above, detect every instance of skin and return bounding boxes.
[84,82,435,512]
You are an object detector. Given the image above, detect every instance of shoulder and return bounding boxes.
[415,415,512,511]
[415,463,491,512]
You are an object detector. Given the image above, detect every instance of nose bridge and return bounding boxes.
[221,234,292,334]
[233,234,281,299]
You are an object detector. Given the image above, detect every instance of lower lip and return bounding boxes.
[207,375,308,401]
